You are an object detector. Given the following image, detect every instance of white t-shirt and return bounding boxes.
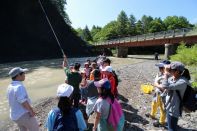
[7,81,31,120]
[93,97,110,119]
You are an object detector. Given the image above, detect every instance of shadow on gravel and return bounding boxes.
[118,93,148,130]
[178,126,197,131]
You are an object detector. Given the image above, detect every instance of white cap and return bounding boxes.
[102,66,113,72]
[8,67,28,78]
[57,83,74,97]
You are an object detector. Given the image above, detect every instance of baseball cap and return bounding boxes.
[8,67,28,78]
[102,66,113,72]
[57,83,74,97]
[94,78,111,90]
[170,61,185,72]
[155,60,171,68]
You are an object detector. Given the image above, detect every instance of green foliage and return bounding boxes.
[90,25,102,42]
[93,21,119,42]
[170,43,197,65]
[163,16,191,30]
[117,11,130,36]
[141,15,153,33]
[82,26,92,41]
[149,18,165,33]
[135,20,143,34]
[170,43,197,83]
[50,0,71,25]
[192,82,197,88]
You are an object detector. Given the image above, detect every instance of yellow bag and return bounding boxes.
[141,84,154,94]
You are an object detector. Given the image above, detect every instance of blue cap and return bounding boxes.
[170,61,185,72]
[155,60,171,67]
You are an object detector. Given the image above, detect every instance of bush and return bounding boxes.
[170,42,197,66]
[170,43,197,82]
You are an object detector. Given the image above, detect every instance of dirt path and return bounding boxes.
[4,57,197,131]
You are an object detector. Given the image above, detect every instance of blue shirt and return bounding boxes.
[46,108,87,131]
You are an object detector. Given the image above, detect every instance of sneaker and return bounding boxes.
[145,113,156,120]
[153,121,165,127]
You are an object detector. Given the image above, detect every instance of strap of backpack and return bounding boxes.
[176,90,183,116]
[165,91,173,108]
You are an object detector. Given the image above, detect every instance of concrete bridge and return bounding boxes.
[94,28,197,59]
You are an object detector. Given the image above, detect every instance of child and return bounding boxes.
[145,60,171,127]
[93,78,124,131]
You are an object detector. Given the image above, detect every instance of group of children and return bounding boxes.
[146,60,191,131]
[46,55,124,131]
[6,55,191,131]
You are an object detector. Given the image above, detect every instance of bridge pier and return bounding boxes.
[117,47,128,58]
[164,44,177,60]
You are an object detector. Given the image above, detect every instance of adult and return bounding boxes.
[63,55,82,108]
[145,60,171,127]
[46,83,87,131]
[89,62,97,81]
[101,66,118,97]
[157,61,191,131]
[7,67,39,131]
[93,78,124,131]
[86,69,100,117]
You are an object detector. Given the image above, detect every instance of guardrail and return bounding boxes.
[94,28,197,46]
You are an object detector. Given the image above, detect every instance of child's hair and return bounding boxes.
[100,88,114,103]
[58,97,72,116]
[181,68,191,80]
[74,63,81,70]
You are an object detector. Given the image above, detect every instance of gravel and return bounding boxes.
[4,58,197,131]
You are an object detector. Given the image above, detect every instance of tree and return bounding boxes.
[50,0,71,25]
[135,20,143,34]
[141,15,153,33]
[82,26,92,41]
[75,28,83,37]
[164,16,191,30]
[117,10,130,36]
[93,21,119,42]
[148,18,165,33]
[128,14,137,35]
[91,25,102,42]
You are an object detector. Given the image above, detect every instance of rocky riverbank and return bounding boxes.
[4,57,197,131]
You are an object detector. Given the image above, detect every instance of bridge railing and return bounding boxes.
[94,28,196,46]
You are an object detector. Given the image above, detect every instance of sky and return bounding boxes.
[66,0,197,29]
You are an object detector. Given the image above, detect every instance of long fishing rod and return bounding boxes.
[38,0,65,57]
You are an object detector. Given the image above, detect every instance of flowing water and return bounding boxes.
[0,57,95,129]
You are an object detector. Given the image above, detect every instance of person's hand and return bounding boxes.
[164,65,170,75]
[29,110,35,117]
[92,127,97,131]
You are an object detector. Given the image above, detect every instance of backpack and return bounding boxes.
[107,98,125,131]
[53,107,79,131]
[176,85,197,115]
[112,70,119,87]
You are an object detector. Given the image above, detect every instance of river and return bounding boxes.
[0,57,95,129]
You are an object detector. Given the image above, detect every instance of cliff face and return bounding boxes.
[0,0,91,63]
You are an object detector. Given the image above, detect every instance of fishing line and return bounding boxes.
[38,0,65,56]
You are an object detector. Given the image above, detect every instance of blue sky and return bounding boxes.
[66,0,197,29]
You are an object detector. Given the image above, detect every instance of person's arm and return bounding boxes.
[62,55,68,68]
[75,110,87,131]
[93,112,101,131]
[22,101,35,117]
